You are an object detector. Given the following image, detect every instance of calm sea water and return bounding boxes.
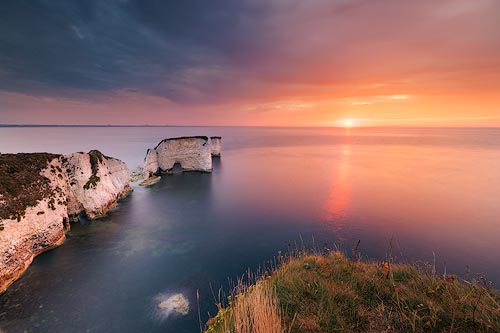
[0,126,499,332]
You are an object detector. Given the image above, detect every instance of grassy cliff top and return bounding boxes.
[153,136,209,149]
[205,252,500,333]
[0,153,61,220]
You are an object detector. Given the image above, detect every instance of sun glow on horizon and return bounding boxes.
[339,119,356,128]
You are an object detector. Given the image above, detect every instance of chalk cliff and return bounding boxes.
[0,151,131,293]
[210,136,222,157]
[143,148,160,179]
[63,150,131,219]
[143,136,221,179]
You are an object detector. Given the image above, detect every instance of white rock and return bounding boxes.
[142,136,222,181]
[0,151,131,293]
[157,293,190,316]
[63,150,131,219]
[143,148,159,179]
[143,136,211,179]
[210,136,222,157]
[0,156,68,293]
[155,136,212,173]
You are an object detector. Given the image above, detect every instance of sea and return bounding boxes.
[0,126,499,332]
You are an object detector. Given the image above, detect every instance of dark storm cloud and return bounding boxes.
[0,0,267,102]
[0,0,376,103]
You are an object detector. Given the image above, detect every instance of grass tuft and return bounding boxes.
[205,251,500,333]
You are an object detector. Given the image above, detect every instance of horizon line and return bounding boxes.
[1,124,500,129]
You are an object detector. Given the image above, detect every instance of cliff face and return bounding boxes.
[64,150,131,219]
[0,150,131,293]
[210,137,222,157]
[143,136,221,180]
[155,136,212,173]
[0,155,68,293]
[143,148,159,179]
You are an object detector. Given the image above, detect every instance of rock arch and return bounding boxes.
[143,136,221,179]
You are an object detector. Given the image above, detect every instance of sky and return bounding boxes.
[0,0,499,127]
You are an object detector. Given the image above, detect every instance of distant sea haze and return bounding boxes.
[0,124,179,127]
[0,126,499,332]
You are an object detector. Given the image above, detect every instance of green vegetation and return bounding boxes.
[82,150,108,190]
[0,153,60,221]
[83,174,100,190]
[206,252,500,333]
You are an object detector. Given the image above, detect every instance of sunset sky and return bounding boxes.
[0,0,499,127]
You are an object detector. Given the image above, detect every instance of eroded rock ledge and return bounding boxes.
[142,136,221,181]
[0,151,131,293]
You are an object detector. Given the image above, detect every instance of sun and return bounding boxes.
[339,119,356,128]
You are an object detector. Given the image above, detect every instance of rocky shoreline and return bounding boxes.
[0,150,131,293]
[0,136,221,293]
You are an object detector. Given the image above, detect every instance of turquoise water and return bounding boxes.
[0,126,499,332]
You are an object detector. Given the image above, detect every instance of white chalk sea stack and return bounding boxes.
[0,151,131,293]
[142,136,222,181]
[210,136,222,157]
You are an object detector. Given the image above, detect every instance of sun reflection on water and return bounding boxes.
[320,145,352,239]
